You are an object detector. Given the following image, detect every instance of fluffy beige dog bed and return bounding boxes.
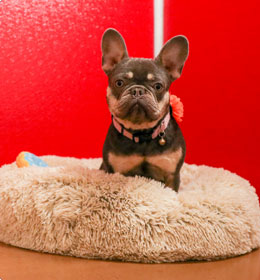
[0,156,259,263]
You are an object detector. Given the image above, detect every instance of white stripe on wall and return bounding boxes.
[153,0,164,57]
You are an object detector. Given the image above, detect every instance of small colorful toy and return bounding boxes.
[16,152,48,168]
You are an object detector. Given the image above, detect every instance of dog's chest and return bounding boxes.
[108,148,182,175]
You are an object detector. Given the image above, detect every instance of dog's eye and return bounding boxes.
[115,80,124,87]
[154,83,163,91]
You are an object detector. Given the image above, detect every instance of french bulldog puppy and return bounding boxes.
[100,28,189,192]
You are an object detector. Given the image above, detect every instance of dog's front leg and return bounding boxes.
[99,160,114,173]
[165,173,180,192]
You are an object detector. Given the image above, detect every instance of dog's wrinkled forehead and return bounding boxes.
[110,58,171,85]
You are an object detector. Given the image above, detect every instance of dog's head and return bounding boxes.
[101,28,189,129]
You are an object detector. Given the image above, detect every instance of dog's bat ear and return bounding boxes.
[155,36,189,81]
[101,28,128,74]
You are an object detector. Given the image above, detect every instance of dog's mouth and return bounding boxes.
[128,100,147,118]
[129,99,145,111]
[115,91,160,123]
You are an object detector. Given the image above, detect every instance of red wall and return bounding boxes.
[0,0,259,195]
[165,0,260,195]
[0,0,153,160]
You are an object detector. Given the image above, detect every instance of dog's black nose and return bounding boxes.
[130,87,145,98]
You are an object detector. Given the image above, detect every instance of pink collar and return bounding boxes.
[112,111,171,143]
